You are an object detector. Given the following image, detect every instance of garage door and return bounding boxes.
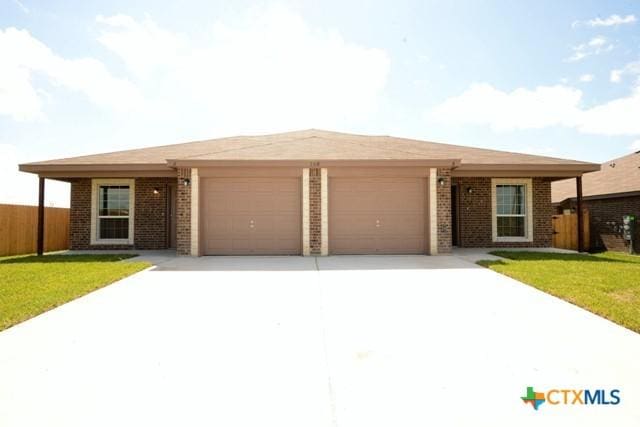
[202,178,301,255]
[329,177,427,254]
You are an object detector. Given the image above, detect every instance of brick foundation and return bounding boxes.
[452,177,553,248]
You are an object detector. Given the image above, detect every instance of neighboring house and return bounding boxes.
[20,130,598,256]
[552,151,640,252]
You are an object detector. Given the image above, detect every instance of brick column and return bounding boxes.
[176,168,191,255]
[321,168,328,256]
[309,168,322,255]
[437,168,452,254]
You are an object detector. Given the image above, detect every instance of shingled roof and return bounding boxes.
[20,129,598,174]
[552,151,640,203]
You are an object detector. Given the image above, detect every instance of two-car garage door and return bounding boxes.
[201,174,428,255]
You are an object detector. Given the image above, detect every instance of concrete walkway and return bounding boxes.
[1,254,638,426]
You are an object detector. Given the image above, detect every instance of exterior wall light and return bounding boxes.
[438,177,445,187]
[153,187,160,194]
[466,186,473,194]
[183,178,191,186]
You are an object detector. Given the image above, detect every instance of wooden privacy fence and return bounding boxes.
[552,210,590,252]
[0,204,70,256]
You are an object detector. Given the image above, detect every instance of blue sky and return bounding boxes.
[1,0,639,206]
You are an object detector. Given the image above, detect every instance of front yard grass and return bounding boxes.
[0,254,150,331]
[478,251,640,333]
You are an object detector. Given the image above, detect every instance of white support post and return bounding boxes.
[302,168,310,256]
[429,168,438,255]
[190,168,199,256]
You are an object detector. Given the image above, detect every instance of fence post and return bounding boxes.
[37,177,45,256]
[576,176,584,253]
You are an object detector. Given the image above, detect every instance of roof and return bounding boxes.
[20,129,599,175]
[552,151,640,203]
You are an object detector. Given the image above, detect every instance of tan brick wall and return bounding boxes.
[70,177,175,250]
[452,177,552,247]
[436,168,452,253]
[309,168,322,254]
[176,168,192,255]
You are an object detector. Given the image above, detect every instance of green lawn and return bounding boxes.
[478,251,640,333]
[0,254,150,331]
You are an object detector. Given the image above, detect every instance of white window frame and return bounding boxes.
[491,178,533,243]
[90,178,135,245]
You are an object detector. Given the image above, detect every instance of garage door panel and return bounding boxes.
[378,193,424,212]
[206,215,231,233]
[377,237,424,253]
[330,214,379,234]
[330,177,427,255]
[275,215,302,233]
[203,177,301,255]
[251,194,278,212]
[274,194,301,211]
[377,214,425,235]
[331,237,377,253]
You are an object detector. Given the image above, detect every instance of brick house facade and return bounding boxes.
[24,130,597,256]
[452,177,553,248]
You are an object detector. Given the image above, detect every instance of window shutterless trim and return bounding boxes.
[491,178,533,243]
[90,178,135,245]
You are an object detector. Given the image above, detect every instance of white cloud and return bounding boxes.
[0,144,69,207]
[579,74,594,82]
[610,60,640,83]
[429,82,640,136]
[586,14,636,27]
[629,140,640,151]
[0,27,143,121]
[429,83,582,131]
[566,36,613,62]
[578,86,640,135]
[95,7,390,131]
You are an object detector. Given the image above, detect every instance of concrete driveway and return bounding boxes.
[1,255,639,426]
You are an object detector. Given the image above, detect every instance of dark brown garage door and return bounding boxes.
[202,178,301,255]
[329,177,427,254]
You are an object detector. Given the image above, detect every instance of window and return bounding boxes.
[91,179,135,244]
[496,184,526,237]
[98,186,130,239]
[492,179,533,242]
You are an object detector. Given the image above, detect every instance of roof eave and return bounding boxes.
[19,163,176,178]
[452,162,600,178]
